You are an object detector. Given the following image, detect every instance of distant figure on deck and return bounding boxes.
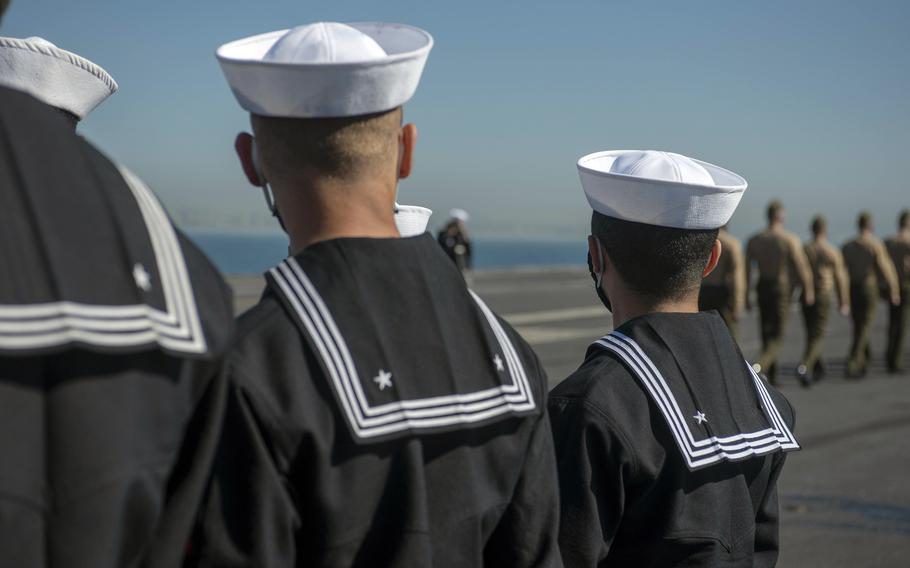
[699,224,746,340]
[885,210,910,373]
[842,211,900,378]
[746,200,814,384]
[437,208,473,276]
[797,215,850,386]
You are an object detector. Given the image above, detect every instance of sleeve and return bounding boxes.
[194,370,300,568]
[485,409,563,568]
[833,248,851,309]
[745,238,755,308]
[143,362,229,568]
[732,240,747,314]
[875,241,900,302]
[790,236,815,294]
[753,452,788,568]
[548,397,635,568]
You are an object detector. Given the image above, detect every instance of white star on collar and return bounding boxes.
[493,354,505,372]
[693,411,708,425]
[373,369,393,391]
[133,263,152,292]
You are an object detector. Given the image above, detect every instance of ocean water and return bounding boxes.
[186,231,586,276]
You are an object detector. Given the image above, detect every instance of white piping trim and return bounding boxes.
[593,331,798,469]
[0,166,206,354]
[269,258,536,440]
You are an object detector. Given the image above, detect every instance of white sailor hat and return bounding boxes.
[449,208,470,222]
[394,204,433,237]
[216,22,432,118]
[0,36,118,119]
[577,150,747,230]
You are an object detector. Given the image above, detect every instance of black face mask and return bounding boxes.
[586,251,612,313]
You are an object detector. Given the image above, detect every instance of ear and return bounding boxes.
[703,238,723,278]
[587,235,602,273]
[398,123,417,180]
[235,132,264,187]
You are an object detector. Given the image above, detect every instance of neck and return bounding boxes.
[860,229,873,238]
[273,176,400,255]
[610,286,700,328]
[813,233,826,243]
[768,220,783,230]
[900,227,910,238]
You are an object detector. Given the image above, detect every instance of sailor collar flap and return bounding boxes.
[0,163,208,357]
[267,256,538,443]
[592,330,799,471]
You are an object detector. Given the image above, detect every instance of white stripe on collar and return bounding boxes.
[593,331,798,470]
[0,166,206,354]
[269,257,536,440]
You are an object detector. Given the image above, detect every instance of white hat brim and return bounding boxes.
[578,150,747,230]
[0,37,117,119]
[216,23,432,118]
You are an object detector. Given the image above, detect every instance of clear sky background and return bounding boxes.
[3,0,909,242]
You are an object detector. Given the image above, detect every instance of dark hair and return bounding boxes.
[899,209,909,229]
[858,211,872,231]
[767,199,784,222]
[811,215,826,236]
[591,212,718,300]
[0,0,9,22]
[251,107,401,182]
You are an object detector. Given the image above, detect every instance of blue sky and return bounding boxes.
[3,0,909,241]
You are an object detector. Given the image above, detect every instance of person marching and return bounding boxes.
[550,150,798,567]
[0,21,234,568]
[839,212,897,376]
[699,224,746,340]
[196,23,561,566]
[841,212,900,377]
[745,200,814,384]
[796,215,850,385]
[885,210,910,374]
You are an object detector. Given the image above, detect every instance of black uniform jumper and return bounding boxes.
[0,87,234,568]
[196,235,562,567]
[549,311,798,567]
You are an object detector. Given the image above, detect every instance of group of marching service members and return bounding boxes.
[699,200,909,386]
[3,8,904,567]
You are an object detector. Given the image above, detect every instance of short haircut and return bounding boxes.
[251,107,401,182]
[811,215,826,236]
[767,199,784,222]
[858,211,872,231]
[592,212,718,300]
[899,209,909,229]
[0,0,9,22]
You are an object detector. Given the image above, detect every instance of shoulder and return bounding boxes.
[549,347,649,423]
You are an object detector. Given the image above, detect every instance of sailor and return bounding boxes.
[842,212,900,377]
[0,28,233,568]
[550,150,799,567]
[698,224,746,340]
[745,200,815,384]
[797,215,850,385]
[438,208,474,276]
[196,23,560,566]
[885,210,910,374]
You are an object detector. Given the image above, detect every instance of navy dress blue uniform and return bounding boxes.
[549,312,797,567]
[195,235,561,567]
[0,86,234,567]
